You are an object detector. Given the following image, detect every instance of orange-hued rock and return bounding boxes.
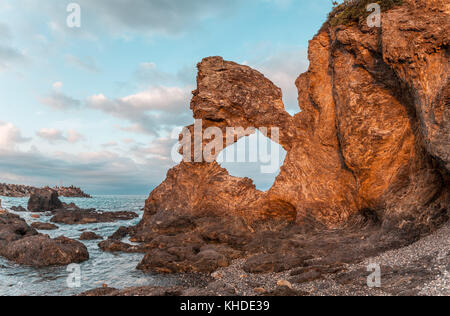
[140,0,449,231]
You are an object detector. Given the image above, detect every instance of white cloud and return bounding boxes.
[65,55,101,73]
[0,121,31,148]
[77,0,239,37]
[66,129,86,143]
[40,91,81,111]
[36,128,85,144]
[252,48,308,114]
[52,81,63,89]
[87,86,193,136]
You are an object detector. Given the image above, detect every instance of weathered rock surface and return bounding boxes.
[79,231,103,240]
[27,189,63,212]
[0,212,89,266]
[30,222,59,231]
[51,209,138,225]
[10,206,27,212]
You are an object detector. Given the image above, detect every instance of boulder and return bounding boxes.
[27,189,62,212]
[0,212,89,267]
[51,209,138,225]
[10,206,27,212]
[79,231,103,240]
[30,222,59,231]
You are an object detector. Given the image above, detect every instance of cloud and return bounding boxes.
[0,144,173,194]
[102,141,118,148]
[52,81,63,89]
[0,23,27,70]
[134,62,196,86]
[0,23,12,40]
[36,128,85,144]
[40,91,81,111]
[251,48,309,114]
[66,129,86,143]
[0,45,26,70]
[77,0,239,37]
[65,55,101,73]
[86,86,193,136]
[0,121,31,148]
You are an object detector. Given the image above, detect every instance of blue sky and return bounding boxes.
[0,0,334,195]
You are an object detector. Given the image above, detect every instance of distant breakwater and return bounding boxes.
[0,183,91,198]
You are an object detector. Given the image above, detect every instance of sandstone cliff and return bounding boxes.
[141,0,449,234]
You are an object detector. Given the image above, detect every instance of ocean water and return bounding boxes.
[0,195,180,296]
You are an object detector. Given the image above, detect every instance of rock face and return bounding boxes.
[0,212,89,267]
[27,189,63,212]
[138,0,449,232]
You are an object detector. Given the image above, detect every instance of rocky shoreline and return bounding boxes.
[79,220,450,296]
[0,190,137,268]
[0,183,91,198]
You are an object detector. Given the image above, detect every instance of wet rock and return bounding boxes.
[10,206,27,212]
[0,212,37,242]
[98,239,141,253]
[79,232,103,240]
[50,209,138,225]
[0,212,89,267]
[27,189,62,212]
[30,222,59,231]
[3,235,89,267]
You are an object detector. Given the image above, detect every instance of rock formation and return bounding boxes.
[28,189,63,212]
[30,222,59,231]
[139,0,449,230]
[97,0,449,278]
[50,209,138,225]
[0,212,89,267]
[79,231,103,241]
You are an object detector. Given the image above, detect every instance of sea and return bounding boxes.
[0,195,181,296]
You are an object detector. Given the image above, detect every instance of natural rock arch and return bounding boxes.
[142,1,449,230]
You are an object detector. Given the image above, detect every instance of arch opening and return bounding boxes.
[217,130,287,191]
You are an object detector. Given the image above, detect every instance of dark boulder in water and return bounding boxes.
[10,206,27,212]
[27,189,63,212]
[51,209,138,225]
[30,222,59,231]
[79,231,103,240]
[0,212,89,267]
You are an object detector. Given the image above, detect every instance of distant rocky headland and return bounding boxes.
[0,183,92,198]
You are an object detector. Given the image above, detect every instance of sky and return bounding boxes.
[0,0,335,195]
